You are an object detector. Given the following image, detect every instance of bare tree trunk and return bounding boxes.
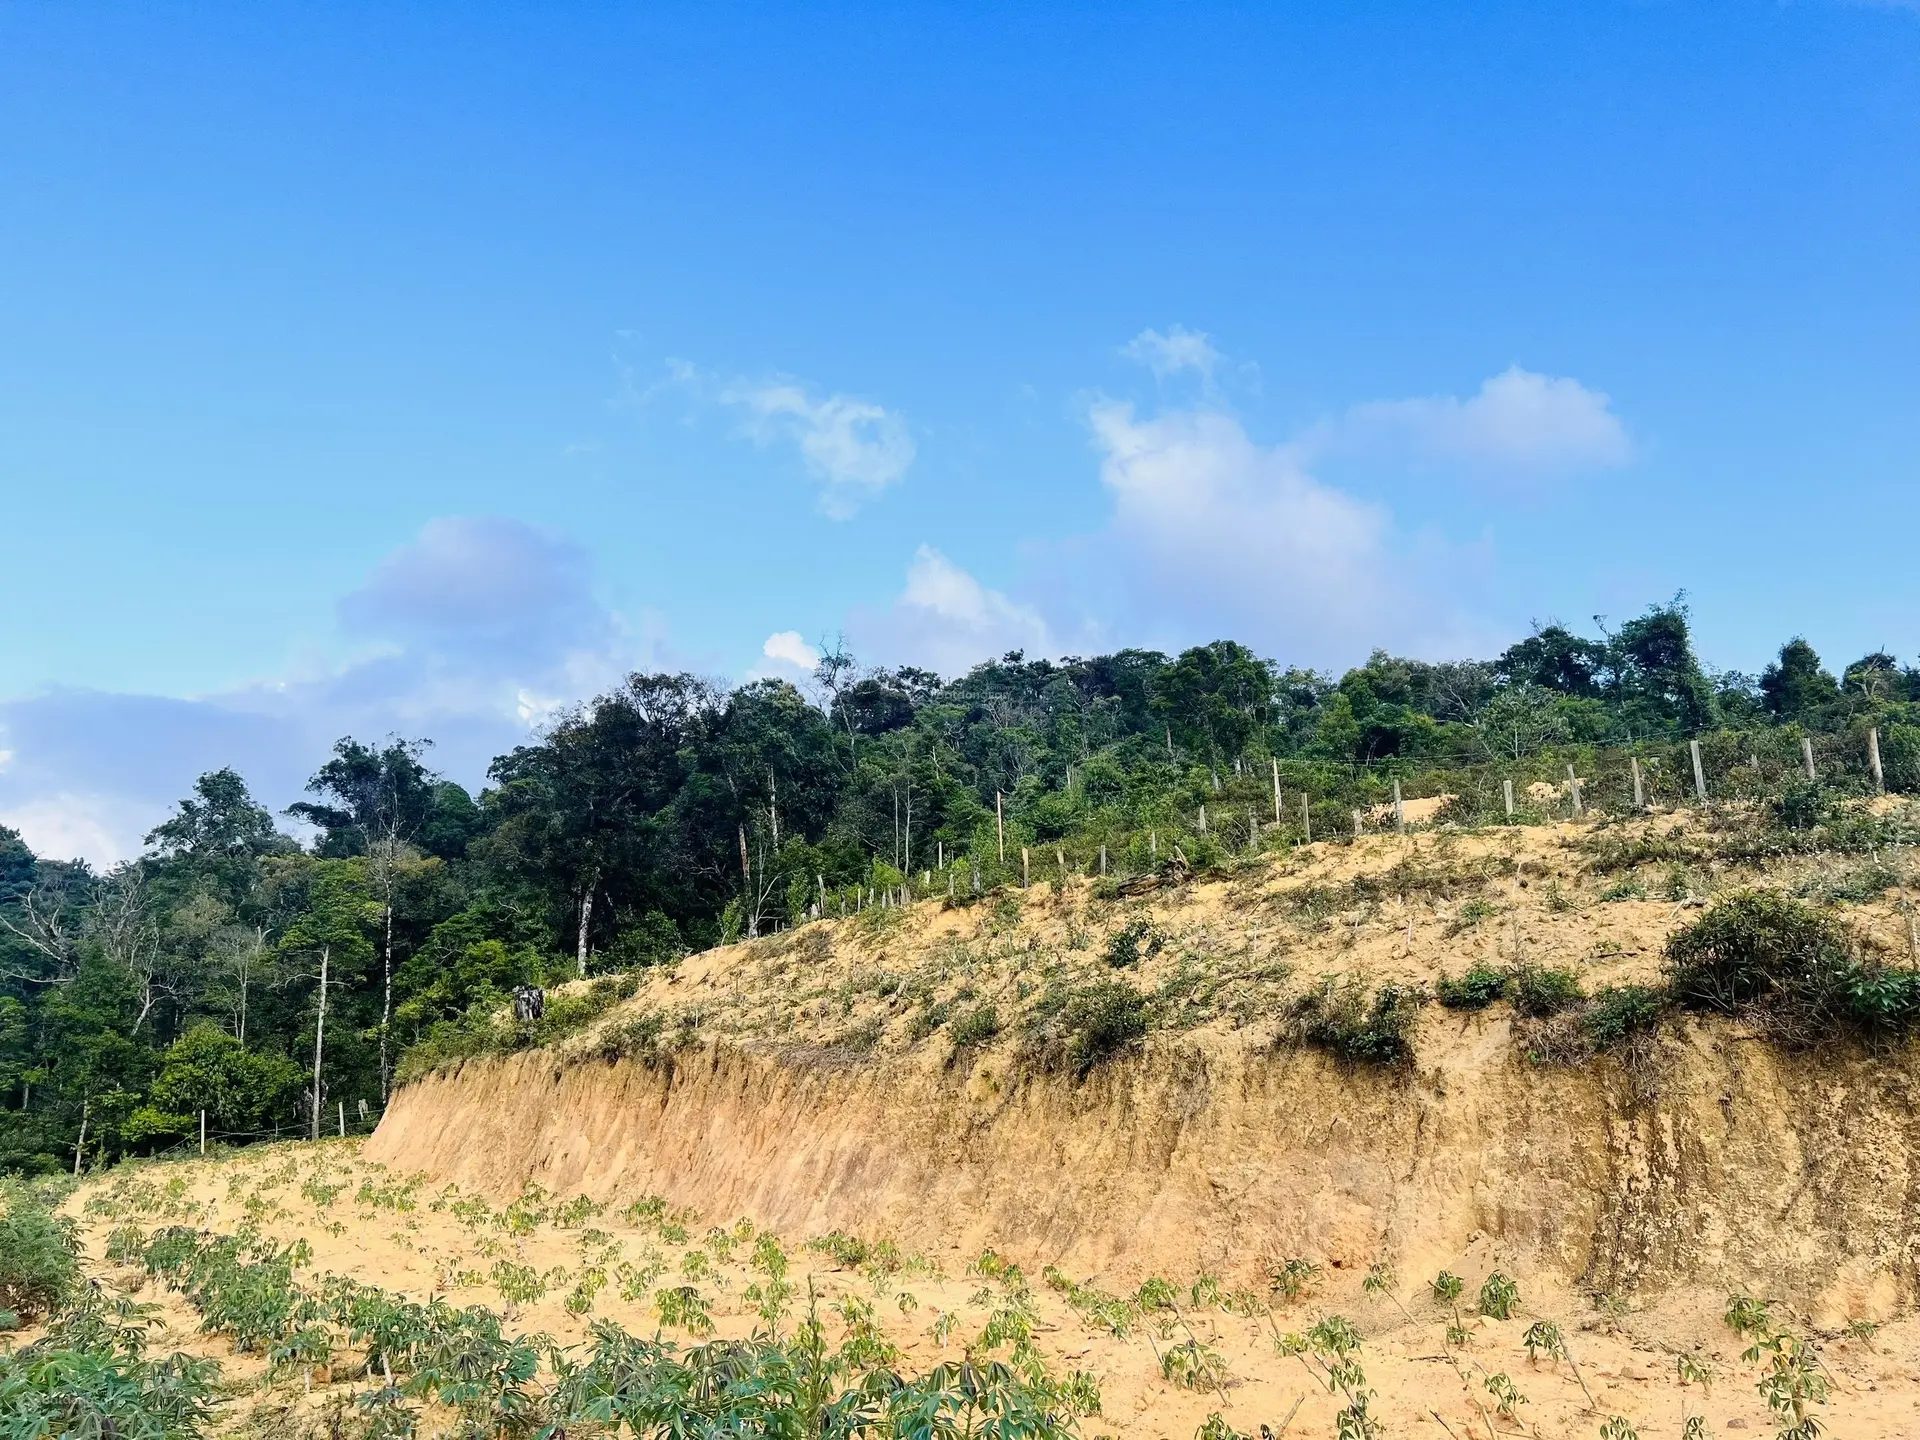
[769,768,779,848]
[380,897,393,1100]
[73,1097,89,1176]
[576,885,595,977]
[240,929,258,1046]
[310,946,329,1142]
[738,825,758,939]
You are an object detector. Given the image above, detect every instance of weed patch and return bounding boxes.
[1288,975,1422,1066]
[1435,964,1507,1010]
[1667,889,1920,1044]
[1024,979,1151,1077]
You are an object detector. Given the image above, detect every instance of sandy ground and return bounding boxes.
[57,1135,1920,1439]
[48,808,1920,1438]
[534,807,1920,1070]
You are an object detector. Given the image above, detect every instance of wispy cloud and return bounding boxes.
[630,356,916,519]
[717,379,916,518]
[1309,365,1631,483]
[1121,324,1223,383]
[853,546,1052,674]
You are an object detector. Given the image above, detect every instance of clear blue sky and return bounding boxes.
[2,1,1918,859]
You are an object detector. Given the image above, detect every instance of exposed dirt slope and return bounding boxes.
[372,1014,1920,1327]
[372,812,1920,1324]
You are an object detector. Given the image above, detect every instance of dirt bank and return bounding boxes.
[369,1014,1920,1325]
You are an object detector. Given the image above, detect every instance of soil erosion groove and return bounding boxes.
[368,1021,1920,1323]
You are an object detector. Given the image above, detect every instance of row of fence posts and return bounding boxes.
[188,1095,377,1156]
[802,729,1897,920]
[1486,726,1888,822]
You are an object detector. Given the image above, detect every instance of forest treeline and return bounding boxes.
[4,600,1918,1173]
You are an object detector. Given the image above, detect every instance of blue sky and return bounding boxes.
[3,1,1918,860]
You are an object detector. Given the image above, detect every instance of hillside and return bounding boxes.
[31,802,1920,1437]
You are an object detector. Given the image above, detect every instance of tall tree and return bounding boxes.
[1760,639,1841,723]
[276,863,375,1140]
[288,739,441,1098]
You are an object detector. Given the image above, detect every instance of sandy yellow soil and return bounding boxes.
[56,808,1920,1437]
[56,1137,1920,1438]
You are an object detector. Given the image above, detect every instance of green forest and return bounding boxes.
[5,600,1917,1175]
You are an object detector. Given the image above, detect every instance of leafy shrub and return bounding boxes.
[0,1289,219,1438]
[1267,1257,1322,1301]
[1026,980,1150,1077]
[1584,985,1668,1050]
[654,1284,715,1336]
[1477,1271,1519,1320]
[1767,777,1838,832]
[1435,965,1506,1010]
[141,1227,316,1354]
[948,1004,1001,1048]
[1104,920,1163,969]
[0,1180,79,1324]
[1521,1319,1566,1362]
[596,1011,668,1063]
[1667,891,1846,1012]
[1290,976,1422,1066]
[1506,965,1583,1018]
[1666,889,1920,1043]
[1160,1337,1228,1390]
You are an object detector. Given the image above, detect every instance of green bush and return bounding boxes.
[1507,965,1584,1018]
[1768,777,1838,832]
[1666,890,1848,1012]
[0,1179,80,1324]
[151,1025,304,1134]
[0,1289,219,1438]
[1027,980,1151,1076]
[1667,889,1920,1043]
[1435,965,1507,1010]
[949,1004,1001,1048]
[1290,976,1422,1066]
[1584,985,1668,1050]
[1104,920,1163,969]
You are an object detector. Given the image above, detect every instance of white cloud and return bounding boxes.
[1327,366,1630,478]
[853,546,1052,675]
[1087,400,1432,658]
[0,516,661,865]
[761,631,821,670]
[0,792,155,867]
[1121,324,1222,382]
[717,380,915,519]
[1044,362,1624,663]
[624,355,916,518]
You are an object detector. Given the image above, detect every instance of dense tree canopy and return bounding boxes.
[5,598,1919,1172]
